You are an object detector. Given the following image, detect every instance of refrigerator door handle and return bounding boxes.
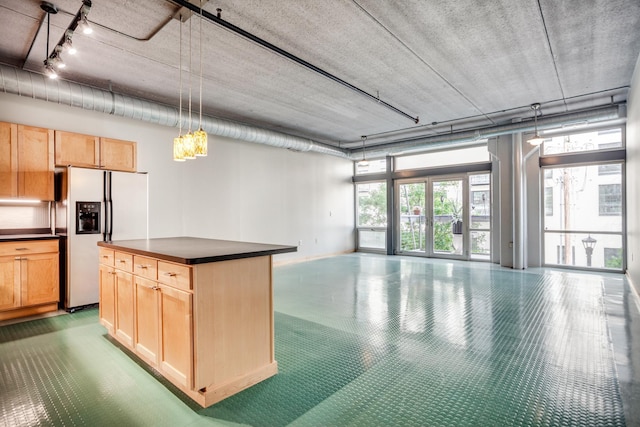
[107,171,114,242]
[103,170,109,242]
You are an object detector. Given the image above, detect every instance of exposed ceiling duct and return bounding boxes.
[0,63,347,158]
[0,64,625,161]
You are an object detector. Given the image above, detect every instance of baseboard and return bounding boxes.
[625,271,640,314]
[273,249,355,266]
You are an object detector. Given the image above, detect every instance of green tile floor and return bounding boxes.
[1,253,639,426]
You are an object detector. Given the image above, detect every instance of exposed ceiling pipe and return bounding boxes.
[169,0,419,124]
[0,64,347,158]
[0,64,625,161]
[356,104,624,160]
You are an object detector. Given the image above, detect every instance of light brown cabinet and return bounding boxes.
[55,131,136,172]
[0,239,59,321]
[98,243,278,408]
[0,122,54,200]
[100,248,193,389]
[100,137,137,172]
[55,131,99,168]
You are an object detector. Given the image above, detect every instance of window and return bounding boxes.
[357,182,387,252]
[599,184,622,216]
[604,247,623,269]
[542,128,622,155]
[545,187,553,216]
[395,145,489,170]
[598,164,622,175]
[355,159,386,175]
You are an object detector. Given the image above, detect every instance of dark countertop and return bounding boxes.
[0,234,60,242]
[98,237,297,265]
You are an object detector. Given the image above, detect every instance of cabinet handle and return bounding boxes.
[151,285,160,290]
[164,272,177,277]
[118,259,126,263]
[15,248,28,251]
[137,264,148,269]
[102,255,109,259]
[14,257,24,260]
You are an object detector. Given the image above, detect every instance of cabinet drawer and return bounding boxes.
[158,261,192,291]
[0,240,58,256]
[134,256,157,279]
[99,248,115,266]
[114,251,133,272]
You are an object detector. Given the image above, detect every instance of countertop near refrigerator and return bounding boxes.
[0,234,60,242]
[97,236,297,265]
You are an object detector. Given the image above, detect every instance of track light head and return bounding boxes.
[43,60,58,79]
[62,30,76,55]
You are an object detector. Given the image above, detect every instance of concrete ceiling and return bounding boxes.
[0,0,638,154]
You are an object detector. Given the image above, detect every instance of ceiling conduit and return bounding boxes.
[0,64,625,161]
[361,104,625,160]
[0,64,347,158]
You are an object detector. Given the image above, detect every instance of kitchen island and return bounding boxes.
[97,237,296,407]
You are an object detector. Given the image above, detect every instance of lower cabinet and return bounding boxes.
[100,251,194,389]
[115,270,134,347]
[0,240,59,321]
[98,246,276,407]
[158,283,193,388]
[98,264,115,334]
[133,276,159,365]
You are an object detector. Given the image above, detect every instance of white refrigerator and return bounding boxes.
[56,167,148,310]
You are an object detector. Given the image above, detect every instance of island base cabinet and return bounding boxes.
[98,265,115,334]
[159,284,193,388]
[115,271,134,348]
[98,245,280,407]
[134,277,159,367]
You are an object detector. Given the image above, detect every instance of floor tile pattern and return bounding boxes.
[0,253,635,426]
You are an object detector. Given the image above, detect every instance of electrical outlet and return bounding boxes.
[298,240,302,246]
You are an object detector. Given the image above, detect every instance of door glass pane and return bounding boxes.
[432,180,463,255]
[469,173,491,260]
[399,183,425,252]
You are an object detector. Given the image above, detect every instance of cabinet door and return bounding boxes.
[0,256,20,310]
[20,252,59,306]
[17,125,54,200]
[100,138,136,172]
[99,264,116,334]
[55,131,99,168]
[134,276,159,366]
[159,284,193,388]
[0,122,18,198]
[115,270,134,348]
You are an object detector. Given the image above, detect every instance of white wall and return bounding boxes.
[0,92,355,262]
[627,54,640,292]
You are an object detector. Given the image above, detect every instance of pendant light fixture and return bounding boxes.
[358,135,369,167]
[182,15,197,160]
[173,15,186,162]
[528,103,545,146]
[193,0,208,156]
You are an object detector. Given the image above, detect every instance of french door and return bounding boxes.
[396,173,491,260]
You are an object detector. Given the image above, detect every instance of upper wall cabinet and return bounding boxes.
[55,131,99,168]
[55,131,137,172]
[0,122,54,200]
[100,138,136,172]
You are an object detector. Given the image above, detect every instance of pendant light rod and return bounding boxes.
[169,0,419,124]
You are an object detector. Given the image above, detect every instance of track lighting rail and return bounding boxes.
[169,0,420,124]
